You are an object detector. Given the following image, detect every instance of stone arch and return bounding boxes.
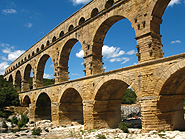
[79,17,85,26]
[59,88,83,125]
[91,8,99,18]
[150,0,171,35]
[36,48,39,53]
[8,75,13,83]
[35,92,51,121]
[93,79,137,129]
[59,31,64,38]
[15,70,22,92]
[32,51,35,56]
[41,44,44,50]
[92,15,135,74]
[46,40,50,46]
[58,38,83,82]
[23,64,32,91]
[52,36,56,42]
[105,0,114,9]
[36,54,54,88]
[154,60,185,131]
[22,95,31,107]
[68,24,74,32]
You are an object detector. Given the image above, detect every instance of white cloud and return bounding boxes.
[2,48,11,54]
[168,0,181,7]
[25,23,33,28]
[109,57,130,64]
[76,45,125,59]
[71,73,81,76]
[102,45,125,58]
[2,47,25,61]
[43,73,51,79]
[126,50,136,55]
[2,9,17,15]
[0,62,9,75]
[76,49,84,58]
[171,40,181,44]
[72,0,90,5]
[1,43,10,47]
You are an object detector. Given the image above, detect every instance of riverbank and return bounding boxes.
[1,120,185,139]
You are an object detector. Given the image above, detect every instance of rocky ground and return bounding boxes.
[1,120,185,139]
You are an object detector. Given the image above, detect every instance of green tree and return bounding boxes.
[122,88,137,104]
[0,75,19,117]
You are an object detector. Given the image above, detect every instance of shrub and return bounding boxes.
[18,114,29,129]
[118,122,131,133]
[2,121,8,128]
[7,118,11,122]
[32,127,42,136]
[0,111,3,117]
[96,134,106,139]
[12,116,18,125]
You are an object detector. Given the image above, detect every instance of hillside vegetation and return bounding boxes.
[0,75,19,118]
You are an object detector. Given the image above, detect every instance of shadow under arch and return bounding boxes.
[35,92,51,121]
[22,95,31,107]
[8,75,13,83]
[59,88,83,126]
[93,79,136,129]
[15,70,21,92]
[23,64,32,91]
[58,38,83,82]
[157,66,185,131]
[36,54,54,88]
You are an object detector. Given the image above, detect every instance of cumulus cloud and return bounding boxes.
[43,73,52,79]
[24,23,33,28]
[126,49,136,55]
[72,0,90,5]
[76,45,125,59]
[102,45,125,58]
[75,45,131,65]
[1,45,25,61]
[168,0,181,7]
[110,57,130,64]
[76,49,84,58]
[0,62,9,75]
[171,40,182,44]
[2,9,17,15]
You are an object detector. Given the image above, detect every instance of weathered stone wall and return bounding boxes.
[3,0,185,133]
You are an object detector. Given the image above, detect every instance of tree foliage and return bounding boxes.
[18,114,29,129]
[0,75,19,110]
[122,88,137,104]
[29,77,54,89]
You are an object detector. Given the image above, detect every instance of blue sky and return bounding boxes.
[0,0,185,80]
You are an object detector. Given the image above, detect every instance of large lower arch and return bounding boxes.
[36,54,53,88]
[35,93,51,121]
[93,79,131,129]
[59,88,83,126]
[15,70,22,92]
[23,64,32,91]
[156,65,185,131]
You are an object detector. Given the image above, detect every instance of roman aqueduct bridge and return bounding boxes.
[4,0,185,132]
